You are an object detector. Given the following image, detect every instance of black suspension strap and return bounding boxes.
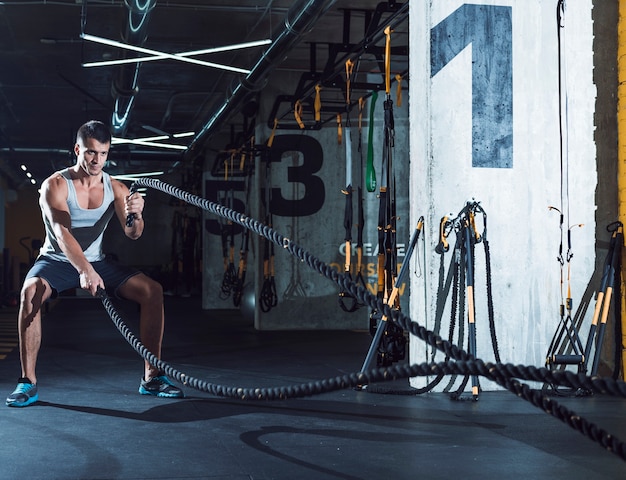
[232,225,249,306]
[544,1,590,391]
[98,178,626,462]
[368,25,405,366]
[353,97,367,303]
[339,59,360,312]
[369,105,388,334]
[233,171,252,308]
[218,211,231,300]
[371,170,388,335]
[219,187,238,300]
[259,153,278,312]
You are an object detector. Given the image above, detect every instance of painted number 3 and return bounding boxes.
[268,135,325,217]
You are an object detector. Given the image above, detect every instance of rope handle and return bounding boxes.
[125,183,138,227]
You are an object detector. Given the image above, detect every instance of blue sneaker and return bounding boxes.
[6,378,39,407]
[139,375,183,398]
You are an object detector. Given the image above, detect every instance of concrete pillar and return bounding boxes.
[409,0,597,391]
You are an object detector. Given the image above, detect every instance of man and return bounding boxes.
[6,120,183,407]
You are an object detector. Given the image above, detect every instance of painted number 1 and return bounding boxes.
[431,4,513,168]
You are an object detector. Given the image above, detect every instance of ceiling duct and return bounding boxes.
[186,0,337,154]
[110,0,157,136]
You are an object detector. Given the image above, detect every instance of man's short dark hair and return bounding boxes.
[76,120,111,145]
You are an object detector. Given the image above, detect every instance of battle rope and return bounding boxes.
[97,282,626,460]
[419,202,500,399]
[108,177,626,461]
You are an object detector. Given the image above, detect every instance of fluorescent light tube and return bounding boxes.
[81,33,252,73]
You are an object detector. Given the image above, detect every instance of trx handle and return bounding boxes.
[552,354,584,365]
[344,124,352,187]
[366,91,378,192]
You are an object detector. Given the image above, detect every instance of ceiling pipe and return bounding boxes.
[110,0,157,136]
[186,0,337,154]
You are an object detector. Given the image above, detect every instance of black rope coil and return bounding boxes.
[99,177,626,462]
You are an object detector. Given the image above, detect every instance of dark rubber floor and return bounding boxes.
[1,295,625,479]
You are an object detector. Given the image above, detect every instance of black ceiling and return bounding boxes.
[0,0,409,189]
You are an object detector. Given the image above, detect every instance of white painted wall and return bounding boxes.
[409,0,596,391]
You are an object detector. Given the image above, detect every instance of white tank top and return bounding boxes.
[39,168,116,262]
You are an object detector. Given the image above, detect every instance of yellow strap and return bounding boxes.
[384,25,393,95]
[223,156,230,181]
[267,118,278,147]
[239,152,246,171]
[294,100,305,129]
[314,85,322,122]
[337,113,342,144]
[395,74,403,106]
[344,241,351,273]
[345,59,354,104]
[222,150,236,180]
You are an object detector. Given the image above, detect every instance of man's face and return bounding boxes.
[75,137,110,177]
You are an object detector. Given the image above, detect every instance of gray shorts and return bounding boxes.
[26,256,140,298]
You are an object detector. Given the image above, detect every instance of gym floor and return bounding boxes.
[0,295,625,480]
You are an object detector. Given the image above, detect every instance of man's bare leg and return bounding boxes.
[6,277,51,407]
[118,274,182,397]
